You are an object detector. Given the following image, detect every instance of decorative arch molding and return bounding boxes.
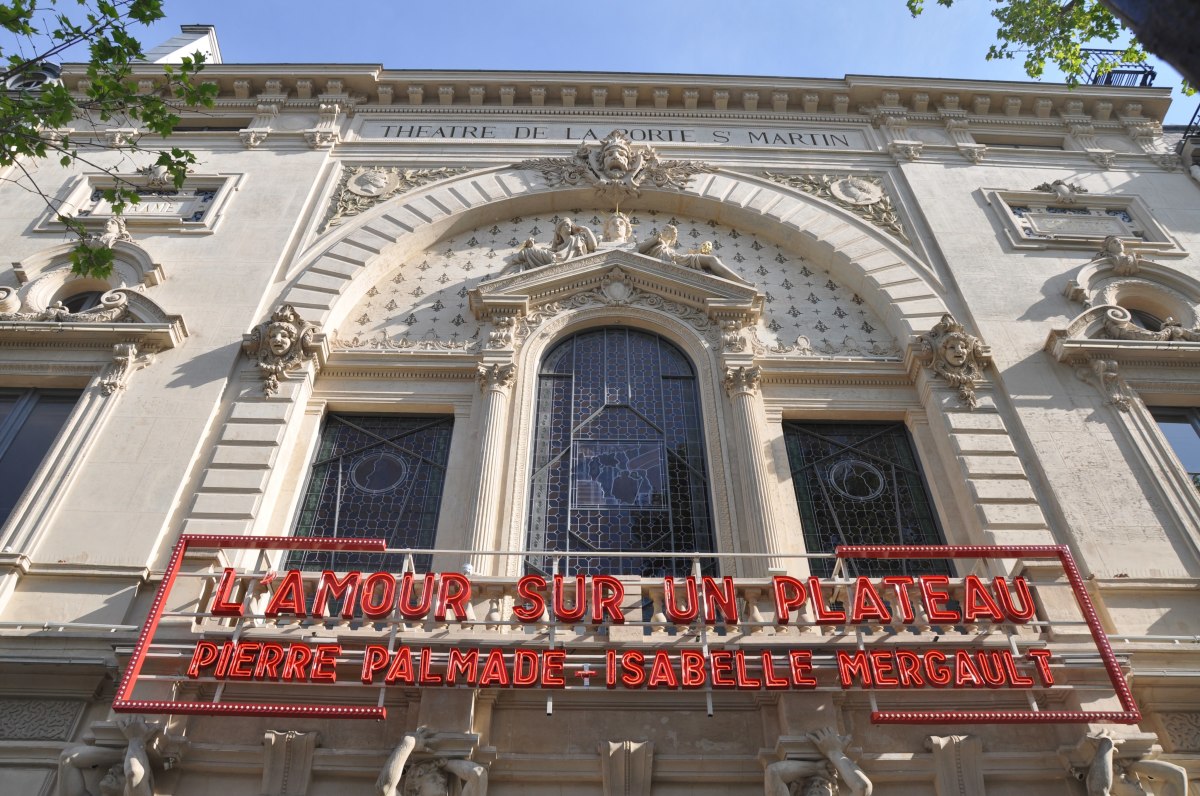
[12,240,164,294]
[281,166,951,350]
[1065,251,1200,325]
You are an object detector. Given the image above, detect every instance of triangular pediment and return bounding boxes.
[468,249,763,326]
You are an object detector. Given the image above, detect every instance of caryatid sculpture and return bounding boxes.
[58,715,160,796]
[764,728,873,796]
[242,303,320,395]
[377,727,489,796]
[1077,733,1189,796]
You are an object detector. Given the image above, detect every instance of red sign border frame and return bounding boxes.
[113,536,1140,724]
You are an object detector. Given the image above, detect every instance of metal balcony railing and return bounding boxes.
[1082,49,1157,87]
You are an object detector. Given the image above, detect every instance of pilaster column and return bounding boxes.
[724,365,786,575]
[468,362,515,575]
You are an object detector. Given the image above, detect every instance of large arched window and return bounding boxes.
[526,328,715,576]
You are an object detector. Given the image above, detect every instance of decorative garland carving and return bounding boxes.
[1102,306,1200,342]
[242,304,320,395]
[514,130,716,202]
[747,326,901,358]
[918,313,991,409]
[510,284,724,350]
[762,172,909,243]
[0,289,130,323]
[1031,179,1088,203]
[321,166,470,232]
[330,330,481,352]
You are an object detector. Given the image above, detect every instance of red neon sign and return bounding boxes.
[112,537,1139,724]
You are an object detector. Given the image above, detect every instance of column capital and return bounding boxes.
[723,365,761,396]
[477,362,516,393]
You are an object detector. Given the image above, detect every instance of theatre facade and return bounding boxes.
[1,29,1199,796]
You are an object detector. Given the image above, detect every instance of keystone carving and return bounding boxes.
[918,313,991,409]
[764,728,872,796]
[514,129,717,202]
[242,304,319,395]
[1101,307,1200,342]
[321,166,469,231]
[1088,235,1144,276]
[762,172,908,243]
[85,217,133,250]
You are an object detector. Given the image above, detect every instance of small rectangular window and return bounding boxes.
[1149,407,1200,490]
[289,414,453,571]
[972,133,1065,150]
[782,421,948,577]
[0,389,80,527]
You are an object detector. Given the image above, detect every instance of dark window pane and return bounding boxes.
[0,390,79,525]
[782,421,948,578]
[1149,408,1200,477]
[526,329,714,577]
[290,415,453,571]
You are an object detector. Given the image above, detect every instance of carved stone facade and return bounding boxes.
[1,27,1199,796]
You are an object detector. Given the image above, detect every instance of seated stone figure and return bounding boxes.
[505,217,598,272]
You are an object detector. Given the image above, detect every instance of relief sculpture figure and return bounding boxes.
[764,728,872,796]
[636,224,743,281]
[505,217,598,272]
[58,716,160,796]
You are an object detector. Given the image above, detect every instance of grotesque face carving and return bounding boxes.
[268,323,296,357]
[942,335,970,368]
[601,136,631,174]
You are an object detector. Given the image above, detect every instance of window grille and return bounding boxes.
[783,421,948,577]
[526,328,715,576]
[289,414,453,571]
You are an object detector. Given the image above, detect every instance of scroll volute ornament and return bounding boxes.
[243,304,320,395]
[918,314,991,409]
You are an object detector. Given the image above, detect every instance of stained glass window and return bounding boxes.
[290,414,453,571]
[527,328,715,576]
[782,422,948,577]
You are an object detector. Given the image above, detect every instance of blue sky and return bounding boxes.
[14,0,1198,123]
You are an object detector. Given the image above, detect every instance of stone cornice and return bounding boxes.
[61,64,1173,123]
